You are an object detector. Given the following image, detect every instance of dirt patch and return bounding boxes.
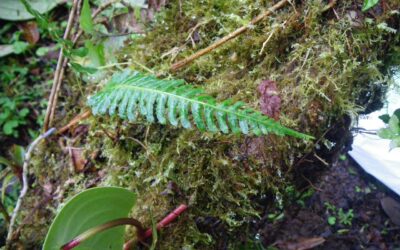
[258,156,400,249]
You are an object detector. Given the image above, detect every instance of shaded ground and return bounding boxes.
[257,155,400,250]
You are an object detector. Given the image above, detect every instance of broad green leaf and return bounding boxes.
[70,62,98,74]
[43,187,136,250]
[394,109,400,121]
[378,114,390,124]
[71,47,89,58]
[80,0,94,34]
[10,145,25,167]
[0,0,61,21]
[19,108,29,117]
[362,0,380,12]
[389,115,399,134]
[12,41,29,54]
[0,156,11,167]
[3,120,19,135]
[377,128,394,139]
[85,41,106,66]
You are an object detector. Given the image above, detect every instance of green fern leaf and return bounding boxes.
[87,70,314,140]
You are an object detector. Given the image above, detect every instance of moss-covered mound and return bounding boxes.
[21,0,399,249]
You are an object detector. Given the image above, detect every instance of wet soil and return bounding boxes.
[257,156,400,250]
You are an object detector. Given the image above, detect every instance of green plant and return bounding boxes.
[0,6,60,138]
[324,202,354,227]
[362,0,380,12]
[338,208,354,226]
[328,216,336,226]
[378,108,400,149]
[43,186,188,250]
[324,202,336,213]
[43,187,137,250]
[284,185,314,208]
[88,70,313,139]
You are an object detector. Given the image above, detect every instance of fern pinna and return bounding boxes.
[88,70,313,140]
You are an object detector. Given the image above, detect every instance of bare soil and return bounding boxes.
[257,156,400,250]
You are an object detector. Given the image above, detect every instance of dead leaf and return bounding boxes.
[381,197,400,226]
[68,147,88,172]
[276,237,325,250]
[19,21,40,45]
[43,182,53,196]
[258,80,281,120]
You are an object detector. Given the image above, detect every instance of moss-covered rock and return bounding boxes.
[23,0,399,249]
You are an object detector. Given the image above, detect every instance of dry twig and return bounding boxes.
[43,0,80,131]
[6,128,57,246]
[58,110,92,134]
[321,0,337,13]
[170,0,289,71]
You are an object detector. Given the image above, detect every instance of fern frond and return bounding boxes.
[87,70,313,140]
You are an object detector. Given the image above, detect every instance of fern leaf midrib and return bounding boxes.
[110,83,310,139]
[112,84,263,123]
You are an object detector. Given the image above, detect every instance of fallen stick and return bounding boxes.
[170,0,288,71]
[6,128,57,246]
[57,110,92,134]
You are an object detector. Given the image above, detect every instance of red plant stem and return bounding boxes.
[123,204,188,250]
[61,218,145,250]
[62,204,188,250]
[142,204,188,239]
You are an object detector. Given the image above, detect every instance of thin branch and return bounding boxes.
[313,153,329,167]
[58,110,92,134]
[6,128,57,245]
[43,0,80,131]
[321,0,337,13]
[170,0,288,71]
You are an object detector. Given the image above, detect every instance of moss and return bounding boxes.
[22,0,400,249]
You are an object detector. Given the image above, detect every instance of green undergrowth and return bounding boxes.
[24,0,400,249]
